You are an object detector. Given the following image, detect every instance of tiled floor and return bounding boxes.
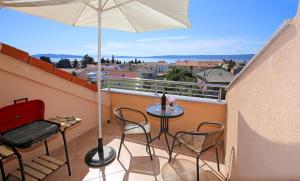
[11,122,226,181]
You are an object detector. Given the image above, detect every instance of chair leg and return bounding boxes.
[118,134,125,160]
[196,154,200,181]
[168,136,177,163]
[146,133,153,160]
[215,147,220,172]
[148,133,152,142]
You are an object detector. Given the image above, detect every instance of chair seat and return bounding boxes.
[124,122,151,135]
[177,132,205,153]
[2,120,60,148]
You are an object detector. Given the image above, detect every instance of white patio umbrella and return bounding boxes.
[0,0,191,167]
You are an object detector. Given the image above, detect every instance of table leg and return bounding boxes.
[60,130,71,176]
[0,159,6,181]
[44,140,49,156]
[164,132,171,153]
[150,117,176,154]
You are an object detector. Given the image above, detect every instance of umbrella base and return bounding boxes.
[85,139,116,167]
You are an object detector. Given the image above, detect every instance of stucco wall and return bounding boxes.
[110,92,226,134]
[225,15,300,180]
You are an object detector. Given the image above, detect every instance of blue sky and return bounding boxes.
[0,0,298,56]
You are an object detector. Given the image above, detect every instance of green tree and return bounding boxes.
[73,59,79,68]
[56,59,72,68]
[40,56,52,64]
[223,59,236,72]
[166,68,197,82]
[81,54,95,68]
[112,55,115,64]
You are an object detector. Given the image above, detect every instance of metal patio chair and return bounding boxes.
[113,107,153,160]
[169,122,224,181]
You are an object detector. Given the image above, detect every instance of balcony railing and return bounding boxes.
[101,77,227,101]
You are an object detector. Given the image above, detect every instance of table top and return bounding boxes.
[146,103,184,118]
[48,116,81,130]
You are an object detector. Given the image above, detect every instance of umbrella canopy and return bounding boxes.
[0,0,191,32]
[0,0,191,168]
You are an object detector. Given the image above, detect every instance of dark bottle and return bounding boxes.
[161,91,166,110]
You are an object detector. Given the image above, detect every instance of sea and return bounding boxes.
[38,54,254,63]
[33,54,254,63]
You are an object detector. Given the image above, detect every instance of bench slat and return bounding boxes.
[26,161,52,175]
[24,165,46,180]
[39,155,65,166]
[33,158,59,170]
[11,170,38,181]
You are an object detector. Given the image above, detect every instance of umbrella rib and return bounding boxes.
[86,1,97,11]
[136,0,191,28]
[72,1,89,26]
[102,0,135,12]
[112,0,139,33]
[102,0,109,9]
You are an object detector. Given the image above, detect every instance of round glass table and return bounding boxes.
[146,104,184,153]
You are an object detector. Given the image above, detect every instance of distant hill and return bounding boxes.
[116,54,255,61]
[32,54,83,59]
[32,54,255,62]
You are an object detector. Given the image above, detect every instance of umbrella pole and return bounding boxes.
[85,0,116,167]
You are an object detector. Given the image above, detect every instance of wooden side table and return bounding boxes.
[48,116,81,176]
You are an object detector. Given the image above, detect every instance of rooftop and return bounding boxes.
[197,68,235,84]
[175,61,221,67]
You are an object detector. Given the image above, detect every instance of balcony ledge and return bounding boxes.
[102,88,226,105]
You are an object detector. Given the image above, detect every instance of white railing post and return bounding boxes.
[155,83,158,95]
[107,79,110,91]
[218,87,222,102]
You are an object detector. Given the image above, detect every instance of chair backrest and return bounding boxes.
[0,99,45,133]
[113,107,126,131]
[202,124,224,152]
[113,107,147,131]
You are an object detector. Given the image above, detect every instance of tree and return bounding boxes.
[73,59,79,68]
[72,71,77,76]
[138,60,141,64]
[40,56,52,64]
[166,68,197,82]
[112,55,115,64]
[56,59,72,68]
[101,58,105,64]
[134,58,138,64]
[223,59,236,72]
[81,54,95,68]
